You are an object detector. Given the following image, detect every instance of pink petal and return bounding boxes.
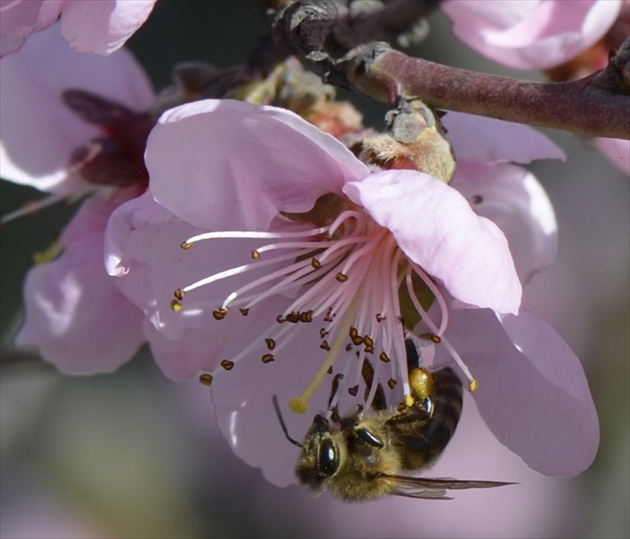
[60,0,156,55]
[442,0,621,70]
[591,137,630,176]
[0,0,63,58]
[451,161,558,284]
[0,24,153,194]
[343,169,522,314]
[439,307,599,477]
[15,196,145,374]
[146,99,370,232]
[442,111,566,165]
[106,193,302,375]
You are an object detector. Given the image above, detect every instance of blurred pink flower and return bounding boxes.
[1,25,154,373]
[441,0,622,70]
[0,0,156,58]
[105,99,597,483]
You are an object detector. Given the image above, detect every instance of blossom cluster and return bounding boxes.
[1,0,623,491]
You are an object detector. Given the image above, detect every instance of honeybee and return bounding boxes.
[274,339,512,501]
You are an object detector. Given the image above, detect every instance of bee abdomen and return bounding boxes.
[395,367,463,470]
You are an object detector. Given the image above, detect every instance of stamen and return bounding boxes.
[1,192,74,225]
[182,226,329,246]
[288,300,357,413]
[404,271,477,390]
[199,373,213,386]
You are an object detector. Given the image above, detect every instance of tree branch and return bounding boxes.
[342,44,630,140]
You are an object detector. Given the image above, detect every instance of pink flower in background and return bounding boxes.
[441,0,621,70]
[1,25,154,373]
[105,98,597,485]
[0,0,156,58]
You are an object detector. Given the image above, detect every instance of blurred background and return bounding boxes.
[1,2,628,538]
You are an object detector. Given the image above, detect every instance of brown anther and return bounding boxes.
[251,250,260,259]
[170,299,182,312]
[472,195,483,204]
[327,366,333,374]
[213,308,228,320]
[345,343,353,352]
[220,359,235,371]
[239,308,249,316]
[286,312,300,323]
[388,378,397,389]
[363,336,374,348]
[397,402,407,412]
[319,328,329,338]
[320,340,331,351]
[431,334,442,344]
[199,373,213,386]
[180,242,192,250]
[300,311,313,323]
[276,315,286,324]
[336,272,348,282]
[379,352,391,363]
[348,385,359,397]
[376,313,386,322]
[311,258,321,269]
[349,327,364,345]
[174,288,185,301]
[265,338,276,350]
[261,354,274,364]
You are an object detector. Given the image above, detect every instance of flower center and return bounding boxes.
[172,194,476,413]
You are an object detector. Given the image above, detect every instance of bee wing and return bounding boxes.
[385,475,515,500]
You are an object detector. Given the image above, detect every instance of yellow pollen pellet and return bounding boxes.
[409,367,433,400]
[261,354,274,364]
[213,308,228,320]
[174,288,185,300]
[336,272,348,282]
[220,359,234,371]
[170,299,182,312]
[180,242,192,250]
[199,374,213,386]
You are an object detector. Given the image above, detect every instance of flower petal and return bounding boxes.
[15,196,145,374]
[442,111,566,165]
[59,0,156,55]
[344,169,522,314]
[591,137,630,176]
[439,307,599,477]
[146,99,370,231]
[451,161,558,284]
[0,0,63,58]
[442,0,621,70]
[0,24,154,194]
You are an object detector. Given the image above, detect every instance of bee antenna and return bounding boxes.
[272,395,303,448]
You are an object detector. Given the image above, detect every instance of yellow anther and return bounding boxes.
[431,334,442,344]
[404,394,415,408]
[174,288,185,300]
[213,308,228,320]
[311,258,321,269]
[469,378,478,392]
[251,250,260,259]
[199,374,213,386]
[336,272,348,282]
[170,299,182,312]
[261,354,274,364]
[181,242,192,250]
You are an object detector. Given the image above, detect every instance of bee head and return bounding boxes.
[296,414,342,489]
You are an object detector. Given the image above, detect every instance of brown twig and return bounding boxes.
[343,44,630,140]
[268,1,630,140]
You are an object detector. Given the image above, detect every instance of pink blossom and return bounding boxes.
[1,24,154,373]
[0,0,156,58]
[441,0,622,70]
[105,98,597,483]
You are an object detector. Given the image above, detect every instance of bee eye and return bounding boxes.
[318,438,339,477]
